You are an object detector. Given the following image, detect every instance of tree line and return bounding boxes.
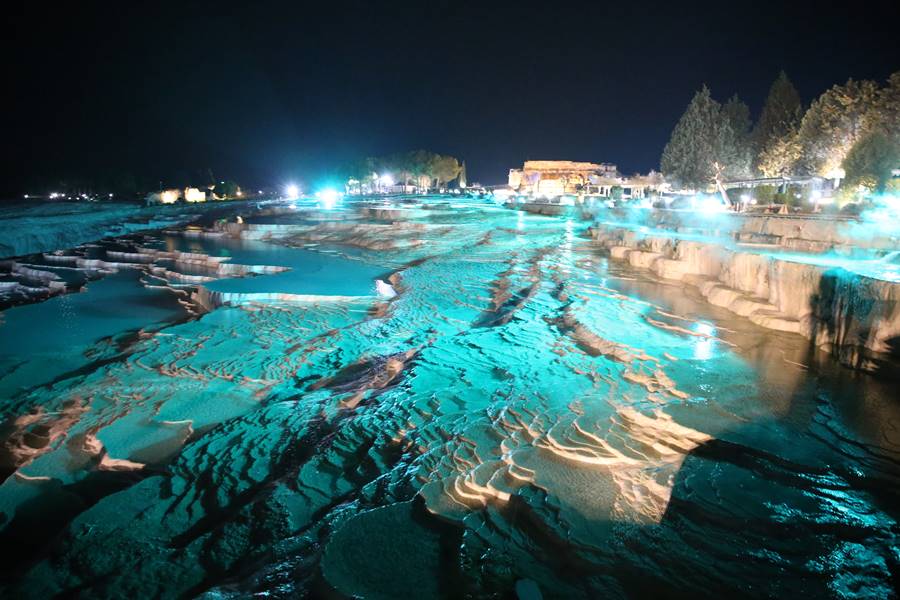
[341,150,463,192]
[661,71,900,194]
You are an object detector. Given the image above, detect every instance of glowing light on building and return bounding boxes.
[285,184,300,199]
[184,188,206,203]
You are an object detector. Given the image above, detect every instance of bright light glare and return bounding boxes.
[285,184,300,199]
[379,174,394,186]
[691,195,728,213]
[315,188,342,209]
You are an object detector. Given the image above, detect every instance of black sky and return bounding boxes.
[5,0,899,195]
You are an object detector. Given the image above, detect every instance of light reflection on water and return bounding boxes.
[693,321,716,360]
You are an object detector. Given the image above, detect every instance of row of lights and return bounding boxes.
[25,193,115,200]
[27,175,402,204]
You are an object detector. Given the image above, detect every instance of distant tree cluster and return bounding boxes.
[342,150,462,192]
[662,71,900,193]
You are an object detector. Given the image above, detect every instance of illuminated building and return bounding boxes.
[508,160,618,195]
[184,187,207,203]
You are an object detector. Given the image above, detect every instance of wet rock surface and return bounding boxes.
[589,218,900,374]
[1,199,899,599]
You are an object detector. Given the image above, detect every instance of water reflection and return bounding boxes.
[693,321,715,360]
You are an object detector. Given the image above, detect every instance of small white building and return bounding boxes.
[587,172,668,199]
[385,183,419,194]
[184,187,207,203]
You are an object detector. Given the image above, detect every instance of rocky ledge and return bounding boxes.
[589,219,900,374]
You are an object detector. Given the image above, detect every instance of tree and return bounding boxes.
[723,94,751,139]
[430,155,461,188]
[794,78,880,177]
[751,71,803,173]
[218,181,240,197]
[722,94,753,179]
[341,157,377,193]
[842,130,900,193]
[391,152,416,186]
[873,71,900,135]
[346,151,462,192]
[406,150,430,188]
[661,86,719,188]
[660,86,747,189]
[757,133,802,177]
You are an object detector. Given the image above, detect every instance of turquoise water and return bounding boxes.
[0,270,184,399]
[155,234,389,297]
[759,250,900,282]
[0,200,898,598]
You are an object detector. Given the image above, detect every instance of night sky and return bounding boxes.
[5,1,898,196]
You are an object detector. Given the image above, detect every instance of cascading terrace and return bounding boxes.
[0,198,898,599]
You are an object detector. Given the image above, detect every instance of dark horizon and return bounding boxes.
[5,0,898,196]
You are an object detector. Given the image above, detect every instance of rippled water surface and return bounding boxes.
[1,199,898,598]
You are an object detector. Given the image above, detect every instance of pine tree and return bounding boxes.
[836,72,900,192]
[722,94,753,179]
[795,78,880,176]
[756,131,800,177]
[661,86,746,189]
[843,130,900,192]
[751,71,803,173]
[661,86,718,189]
[758,133,801,178]
[873,71,900,135]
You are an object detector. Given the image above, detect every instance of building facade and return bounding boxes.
[507,161,668,200]
[508,160,618,196]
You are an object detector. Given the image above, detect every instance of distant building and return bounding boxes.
[184,187,207,203]
[385,183,419,194]
[589,171,668,200]
[507,160,668,200]
[508,160,619,195]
